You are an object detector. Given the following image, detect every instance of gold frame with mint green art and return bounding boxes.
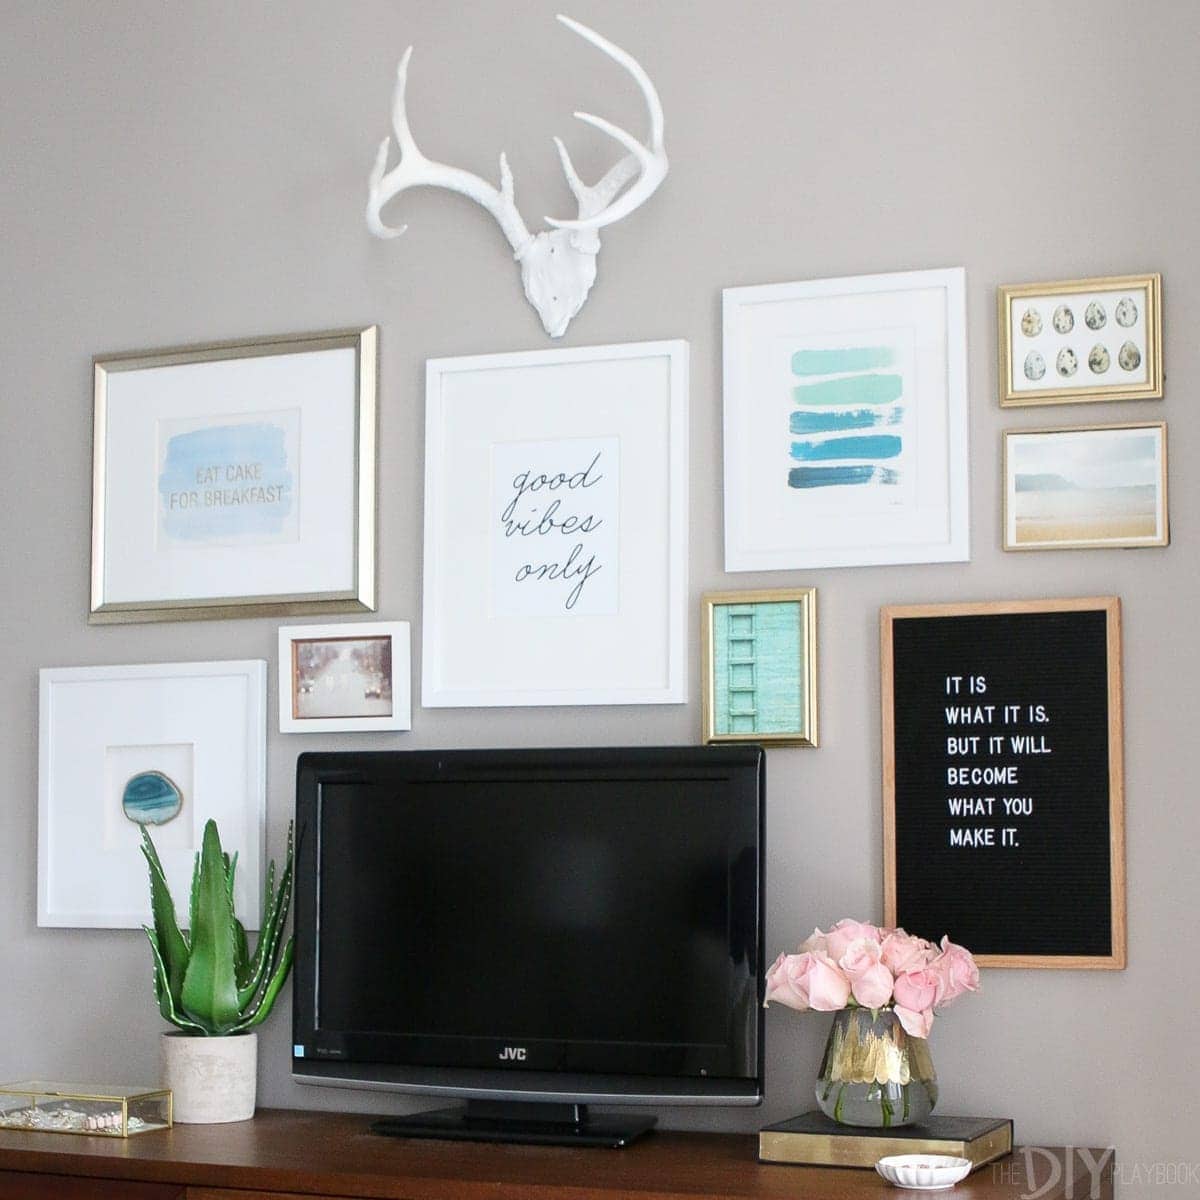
[90,327,377,623]
[998,273,1162,407]
[701,587,817,747]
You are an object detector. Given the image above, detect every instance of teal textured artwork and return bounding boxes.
[713,602,803,735]
[121,771,183,826]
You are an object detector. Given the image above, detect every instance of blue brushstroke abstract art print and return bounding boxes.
[723,267,968,572]
[788,345,906,491]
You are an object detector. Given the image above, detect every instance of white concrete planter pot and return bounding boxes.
[160,1031,258,1124]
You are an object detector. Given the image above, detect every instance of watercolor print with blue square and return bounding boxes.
[157,410,301,548]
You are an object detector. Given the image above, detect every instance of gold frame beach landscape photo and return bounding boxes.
[1003,422,1168,551]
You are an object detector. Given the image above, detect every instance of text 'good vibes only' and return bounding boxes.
[498,450,608,612]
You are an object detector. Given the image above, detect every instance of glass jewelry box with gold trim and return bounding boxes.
[0,1081,171,1136]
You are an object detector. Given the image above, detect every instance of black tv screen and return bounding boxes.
[292,746,764,1132]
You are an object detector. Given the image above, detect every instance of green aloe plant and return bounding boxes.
[141,818,294,1036]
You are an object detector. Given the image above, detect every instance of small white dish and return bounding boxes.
[874,1153,972,1191]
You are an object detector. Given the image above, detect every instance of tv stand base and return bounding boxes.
[370,1099,657,1148]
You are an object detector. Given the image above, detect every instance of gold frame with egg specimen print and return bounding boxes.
[998,274,1161,407]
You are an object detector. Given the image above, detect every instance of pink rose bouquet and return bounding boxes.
[764,919,979,1038]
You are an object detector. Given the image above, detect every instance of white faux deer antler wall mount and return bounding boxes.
[366,14,668,338]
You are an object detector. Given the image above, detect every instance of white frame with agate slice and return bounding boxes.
[37,660,266,929]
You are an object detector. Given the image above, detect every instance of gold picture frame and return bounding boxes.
[90,327,377,623]
[997,273,1162,406]
[1002,421,1168,551]
[701,588,817,747]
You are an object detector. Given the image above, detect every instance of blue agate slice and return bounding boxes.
[122,771,183,826]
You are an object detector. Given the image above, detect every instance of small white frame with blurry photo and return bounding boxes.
[278,621,411,732]
[1003,421,1168,551]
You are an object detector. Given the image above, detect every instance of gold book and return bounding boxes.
[758,1112,1013,1169]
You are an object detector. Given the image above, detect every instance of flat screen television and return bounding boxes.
[292,745,765,1146]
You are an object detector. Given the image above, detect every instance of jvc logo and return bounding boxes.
[498,1047,527,1062]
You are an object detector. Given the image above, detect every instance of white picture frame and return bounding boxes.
[90,327,377,623]
[423,340,688,707]
[722,268,969,571]
[38,660,267,929]
[278,621,412,732]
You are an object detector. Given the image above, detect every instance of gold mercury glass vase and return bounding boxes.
[815,1006,938,1127]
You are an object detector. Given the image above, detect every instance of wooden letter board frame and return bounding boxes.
[881,597,1125,969]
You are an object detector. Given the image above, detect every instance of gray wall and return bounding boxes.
[2,0,1195,1180]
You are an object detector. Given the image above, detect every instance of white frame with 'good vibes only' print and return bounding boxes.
[423,340,688,708]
